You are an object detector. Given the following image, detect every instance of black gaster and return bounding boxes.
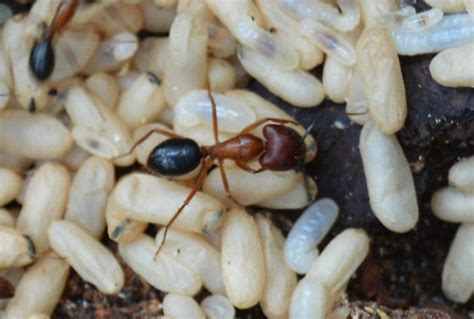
[147,138,202,176]
[29,40,55,81]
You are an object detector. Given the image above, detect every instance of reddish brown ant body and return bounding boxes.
[126,89,317,257]
[0,276,15,299]
[29,0,79,81]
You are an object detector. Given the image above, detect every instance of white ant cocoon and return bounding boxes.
[442,223,474,303]
[431,187,474,223]
[48,220,124,295]
[119,234,202,295]
[0,168,22,207]
[430,43,474,88]
[359,122,419,233]
[163,293,206,319]
[64,157,115,239]
[155,228,225,294]
[17,163,71,254]
[448,156,474,192]
[5,252,69,318]
[200,295,236,319]
[221,208,266,309]
[256,214,297,319]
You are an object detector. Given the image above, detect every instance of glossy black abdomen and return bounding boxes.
[148,138,202,176]
[29,40,55,81]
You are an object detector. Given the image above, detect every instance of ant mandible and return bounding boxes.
[125,89,319,258]
[29,0,79,81]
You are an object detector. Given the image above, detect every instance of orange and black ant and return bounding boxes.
[121,89,326,257]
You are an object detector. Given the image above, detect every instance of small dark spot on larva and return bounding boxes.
[88,139,101,150]
[147,72,161,85]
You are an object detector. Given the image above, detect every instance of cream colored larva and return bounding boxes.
[85,72,120,111]
[117,72,166,129]
[110,173,225,233]
[16,163,71,254]
[48,220,124,294]
[430,44,474,88]
[237,45,325,108]
[155,228,225,295]
[442,223,474,303]
[207,58,237,93]
[356,27,407,135]
[221,208,266,309]
[256,214,297,319]
[0,208,16,228]
[0,110,73,160]
[64,157,115,239]
[5,252,69,319]
[64,86,135,166]
[162,294,206,319]
[359,122,419,233]
[431,187,474,223]
[203,162,302,208]
[448,156,474,192]
[0,168,22,207]
[163,13,208,107]
[119,234,202,295]
[289,278,329,319]
[105,197,147,244]
[307,228,370,295]
[200,295,236,319]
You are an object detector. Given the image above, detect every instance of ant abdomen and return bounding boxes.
[147,138,202,176]
[29,39,55,81]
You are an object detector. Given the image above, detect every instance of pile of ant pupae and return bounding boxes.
[0,0,473,318]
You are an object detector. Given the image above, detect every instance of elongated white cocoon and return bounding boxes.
[285,198,339,274]
[256,215,297,319]
[431,187,474,223]
[221,208,266,309]
[200,295,236,319]
[5,252,69,318]
[203,163,301,208]
[307,228,370,294]
[133,37,169,79]
[207,24,238,59]
[65,86,134,165]
[237,45,324,107]
[110,173,225,234]
[357,27,407,135]
[0,110,72,160]
[156,228,225,294]
[208,58,237,93]
[174,89,256,136]
[119,235,202,295]
[163,294,205,319]
[359,122,419,233]
[117,72,166,129]
[141,0,176,33]
[92,3,144,37]
[289,278,329,319]
[442,223,474,303]
[163,13,208,106]
[430,43,474,88]
[0,168,22,207]
[257,176,317,209]
[449,156,474,192]
[17,163,71,254]
[85,72,120,111]
[424,0,466,12]
[0,225,35,267]
[49,220,124,294]
[65,157,115,239]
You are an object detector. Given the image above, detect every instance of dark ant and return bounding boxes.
[29,0,79,81]
[122,89,322,258]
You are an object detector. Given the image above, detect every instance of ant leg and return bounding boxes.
[153,157,214,260]
[118,128,179,158]
[240,118,301,135]
[236,161,264,174]
[207,88,220,144]
[217,159,243,206]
